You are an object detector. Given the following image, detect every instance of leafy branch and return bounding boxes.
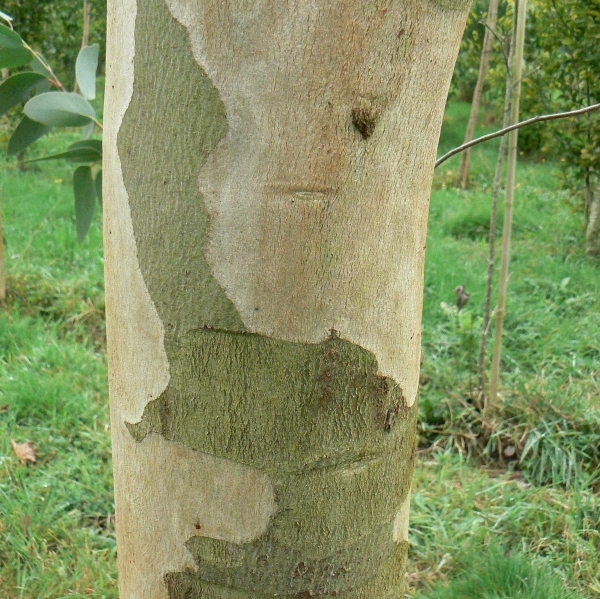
[0,13,102,241]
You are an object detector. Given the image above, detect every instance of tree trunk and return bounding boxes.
[586,184,600,256]
[103,1,470,598]
[457,0,500,189]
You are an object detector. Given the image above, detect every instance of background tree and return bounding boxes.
[527,0,600,255]
[456,0,500,189]
[104,0,470,597]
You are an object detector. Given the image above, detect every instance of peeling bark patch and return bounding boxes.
[127,327,417,597]
[117,0,245,338]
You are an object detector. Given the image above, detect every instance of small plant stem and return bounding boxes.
[436,102,600,169]
[82,0,91,49]
[0,187,5,303]
[457,0,500,189]
[22,41,66,91]
[487,0,527,417]
[477,8,516,406]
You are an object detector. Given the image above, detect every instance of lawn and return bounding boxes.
[0,102,598,598]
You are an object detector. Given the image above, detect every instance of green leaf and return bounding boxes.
[7,115,50,155]
[0,72,47,118]
[0,47,32,69]
[69,139,102,154]
[75,44,99,100]
[27,140,101,164]
[0,23,22,48]
[27,148,101,164]
[73,166,96,242]
[81,120,95,139]
[30,57,48,75]
[24,91,95,127]
[95,169,102,207]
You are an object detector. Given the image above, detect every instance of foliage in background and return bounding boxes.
[1,0,106,85]
[423,103,600,495]
[0,14,102,241]
[449,0,512,108]
[527,0,600,195]
[452,0,600,194]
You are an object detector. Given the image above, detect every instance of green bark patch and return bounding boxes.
[166,541,409,599]
[118,1,417,596]
[128,328,416,596]
[118,0,244,337]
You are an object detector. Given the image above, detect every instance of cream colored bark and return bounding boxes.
[104,1,470,598]
[586,184,600,256]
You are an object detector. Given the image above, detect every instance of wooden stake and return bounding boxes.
[82,0,91,49]
[487,0,527,416]
[477,17,516,407]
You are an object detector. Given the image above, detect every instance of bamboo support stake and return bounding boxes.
[457,0,500,189]
[477,16,516,406]
[486,0,527,417]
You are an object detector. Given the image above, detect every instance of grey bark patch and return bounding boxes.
[165,538,409,598]
[430,0,473,10]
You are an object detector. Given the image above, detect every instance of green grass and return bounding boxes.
[420,542,585,599]
[0,132,115,598]
[0,102,598,598]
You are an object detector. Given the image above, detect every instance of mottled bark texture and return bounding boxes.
[104,1,470,597]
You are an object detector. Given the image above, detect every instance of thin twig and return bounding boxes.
[481,21,509,72]
[436,102,600,168]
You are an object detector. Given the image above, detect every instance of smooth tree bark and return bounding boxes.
[586,184,600,256]
[457,0,500,189]
[104,1,470,598]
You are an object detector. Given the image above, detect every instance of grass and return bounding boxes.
[419,542,586,599]
[0,130,115,598]
[0,101,598,598]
